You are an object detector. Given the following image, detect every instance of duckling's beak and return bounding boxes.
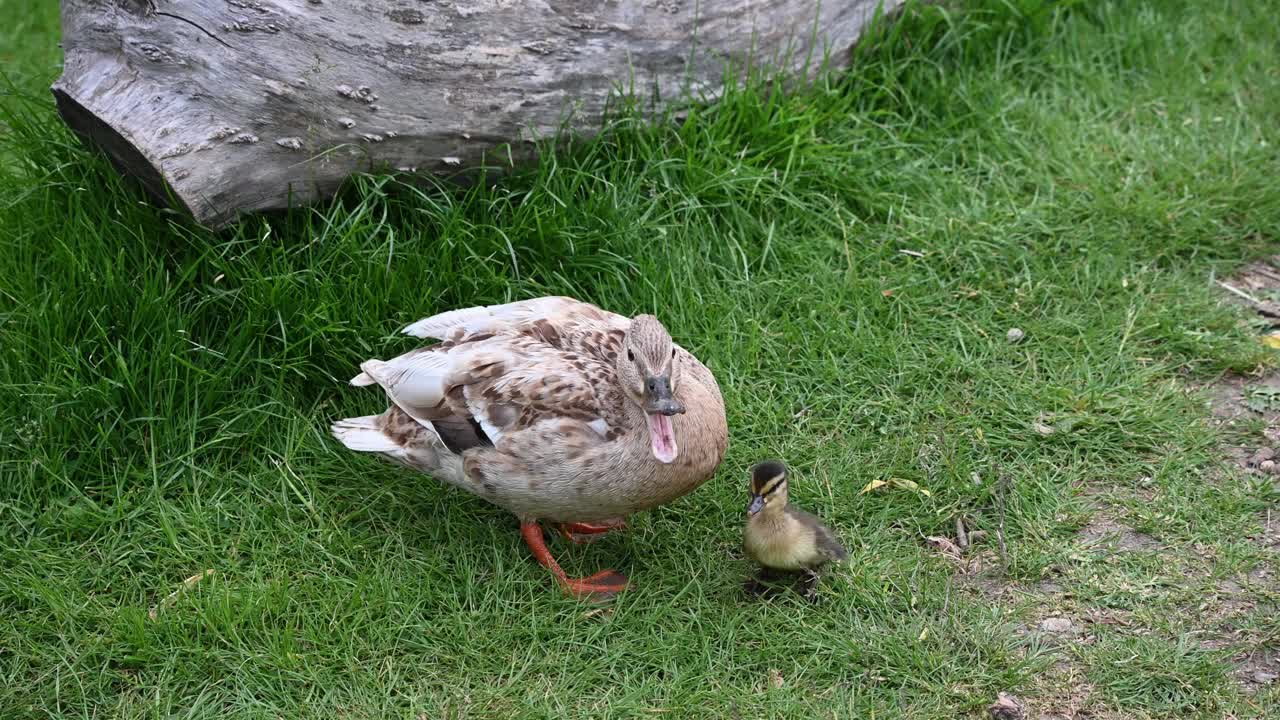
[747,494,764,516]
[643,374,683,464]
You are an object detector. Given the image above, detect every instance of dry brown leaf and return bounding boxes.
[860,477,931,497]
[889,477,931,496]
[148,569,214,620]
[925,535,964,561]
[859,479,887,494]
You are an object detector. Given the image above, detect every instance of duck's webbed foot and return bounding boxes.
[521,521,628,600]
[553,517,627,544]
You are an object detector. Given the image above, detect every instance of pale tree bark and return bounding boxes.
[53,0,898,228]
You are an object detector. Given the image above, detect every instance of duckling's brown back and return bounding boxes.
[784,506,848,564]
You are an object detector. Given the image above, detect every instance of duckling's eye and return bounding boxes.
[627,349,635,362]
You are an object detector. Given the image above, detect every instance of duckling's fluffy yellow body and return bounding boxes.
[744,509,825,571]
[745,506,845,571]
[742,460,848,578]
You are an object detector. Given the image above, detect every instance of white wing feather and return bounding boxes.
[401,296,579,339]
[358,353,453,412]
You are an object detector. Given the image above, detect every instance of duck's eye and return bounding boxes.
[627,349,635,362]
[671,348,676,358]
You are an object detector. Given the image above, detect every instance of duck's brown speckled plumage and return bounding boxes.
[332,297,728,523]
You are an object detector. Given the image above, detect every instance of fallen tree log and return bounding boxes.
[53,0,898,228]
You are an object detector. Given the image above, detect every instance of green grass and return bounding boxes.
[1084,635,1230,715]
[2,0,1279,717]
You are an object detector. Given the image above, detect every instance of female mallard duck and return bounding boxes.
[743,460,847,599]
[332,296,728,598]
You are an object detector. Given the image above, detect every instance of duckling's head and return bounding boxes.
[619,314,685,464]
[747,459,789,517]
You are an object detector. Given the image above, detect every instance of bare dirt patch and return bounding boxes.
[1076,515,1160,552]
[1204,371,1280,475]
[1020,664,1131,720]
[1234,647,1280,692]
[1201,260,1280,694]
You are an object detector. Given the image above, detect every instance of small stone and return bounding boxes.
[987,692,1025,720]
[1256,447,1275,462]
[1039,617,1073,634]
[1006,327,1025,343]
[1033,422,1056,436]
[1261,460,1276,473]
[1254,669,1278,685]
[208,126,241,141]
[336,117,356,128]
[441,156,462,166]
[274,137,304,150]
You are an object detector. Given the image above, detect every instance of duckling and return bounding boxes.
[743,460,847,599]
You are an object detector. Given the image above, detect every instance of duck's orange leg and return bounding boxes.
[554,517,628,544]
[520,521,629,599]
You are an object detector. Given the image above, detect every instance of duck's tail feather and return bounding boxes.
[349,371,378,386]
[331,415,399,452]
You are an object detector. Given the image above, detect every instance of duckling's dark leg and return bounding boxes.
[520,521,628,599]
[798,569,821,602]
[743,568,789,598]
[553,517,627,544]
[755,568,786,583]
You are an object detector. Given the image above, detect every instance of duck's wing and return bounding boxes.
[400,296,628,343]
[352,333,625,454]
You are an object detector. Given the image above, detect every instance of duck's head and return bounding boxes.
[747,460,789,517]
[619,314,685,464]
